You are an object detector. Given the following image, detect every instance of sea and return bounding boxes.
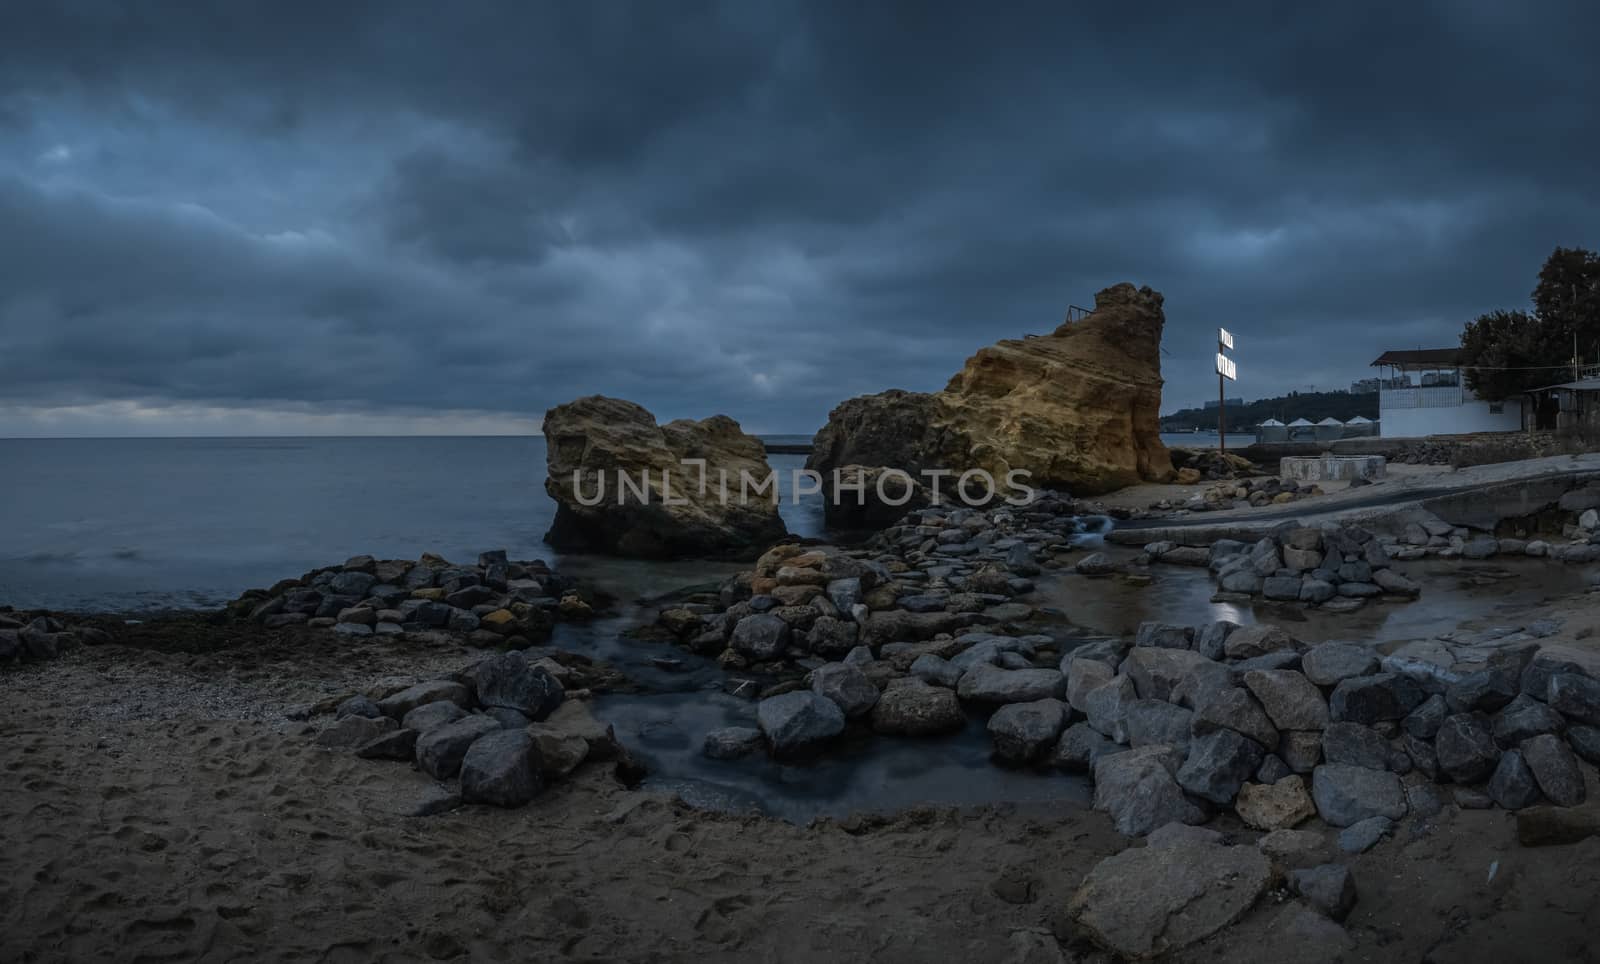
[0,436,823,613]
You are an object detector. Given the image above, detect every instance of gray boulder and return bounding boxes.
[1321,722,1392,770]
[470,652,564,722]
[1065,656,1116,712]
[1134,621,1193,649]
[1083,674,1138,742]
[956,664,1064,704]
[1053,722,1120,772]
[1402,694,1449,740]
[459,728,544,807]
[988,698,1069,764]
[315,714,397,749]
[1301,642,1380,687]
[1124,699,1194,751]
[401,700,468,734]
[1548,673,1600,724]
[757,690,846,756]
[1223,624,1298,660]
[1329,673,1426,723]
[1290,864,1358,922]
[1310,764,1407,827]
[1569,724,1600,764]
[810,662,880,718]
[1177,727,1265,804]
[1486,749,1542,809]
[1194,620,1239,661]
[1435,713,1501,783]
[1522,657,1586,702]
[909,653,963,687]
[1124,647,1212,703]
[377,679,472,718]
[1192,686,1279,748]
[1244,669,1329,731]
[415,715,501,779]
[1092,745,1206,836]
[1493,693,1565,747]
[870,680,965,736]
[730,613,791,660]
[1521,733,1587,807]
[1337,815,1393,853]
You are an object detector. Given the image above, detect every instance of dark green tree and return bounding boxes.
[1460,246,1600,400]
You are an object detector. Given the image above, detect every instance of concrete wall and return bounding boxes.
[1378,395,1523,437]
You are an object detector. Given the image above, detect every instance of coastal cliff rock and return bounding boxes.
[543,395,788,558]
[806,282,1174,495]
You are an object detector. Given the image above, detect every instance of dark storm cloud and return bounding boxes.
[1,0,1598,436]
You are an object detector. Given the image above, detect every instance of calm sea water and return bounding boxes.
[0,437,823,612]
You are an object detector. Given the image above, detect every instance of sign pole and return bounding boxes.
[1219,368,1226,454]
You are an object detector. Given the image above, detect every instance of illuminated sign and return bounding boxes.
[1218,327,1234,351]
[1216,352,1237,380]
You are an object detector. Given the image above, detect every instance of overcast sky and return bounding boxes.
[2,2,1597,437]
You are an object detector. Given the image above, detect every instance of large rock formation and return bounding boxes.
[807,282,1173,495]
[543,396,788,558]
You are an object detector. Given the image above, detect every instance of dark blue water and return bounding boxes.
[0,437,824,611]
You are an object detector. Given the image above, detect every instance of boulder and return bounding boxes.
[1289,864,1358,922]
[1435,713,1501,783]
[756,691,846,756]
[1493,694,1565,747]
[956,665,1065,704]
[1521,733,1587,807]
[415,715,502,779]
[1133,622,1193,649]
[1123,699,1194,751]
[810,662,880,718]
[909,653,963,687]
[1310,764,1407,827]
[459,729,544,807]
[1486,749,1542,809]
[1301,642,1380,687]
[543,395,787,558]
[1083,674,1138,742]
[1223,624,1298,661]
[469,652,564,722]
[1244,670,1329,731]
[1192,686,1279,748]
[401,700,468,734]
[1052,722,1121,772]
[1065,656,1116,712]
[1337,815,1393,853]
[315,714,397,749]
[988,698,1069,764]
[1328,673,1426,724]
[1548,673,1600,725]
[1067,840,1271,958]
[1320,722,1393,771]
[1092,745,1207,836]
[1177,727,1265,804]
[870,679,966,736]
[1194,620,1239,661]
[729,613,791,660]
[703,726,765,760]
[1235,776,1317,831]
[805,283,1175,496]
[377,680,472,719]
[1124,648,1211,703]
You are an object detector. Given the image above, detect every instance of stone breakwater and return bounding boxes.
[1387,503,1600,564]
[307,649,637,811]
[1150,472,1324,514]
[227,549,596,645]
[1140,523,1423,609]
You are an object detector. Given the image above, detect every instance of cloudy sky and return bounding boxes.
[2,2,1596,437]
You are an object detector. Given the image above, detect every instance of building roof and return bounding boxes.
[1286,418,1315,426]
[1259,418,1285,426]
[1346,415,1374,424]
[1370,348,1462,370]
[1316,417,1344,426]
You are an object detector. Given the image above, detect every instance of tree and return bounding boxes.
[1460,246,1600,400]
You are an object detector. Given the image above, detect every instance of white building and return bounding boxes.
[1370,348,1523,437]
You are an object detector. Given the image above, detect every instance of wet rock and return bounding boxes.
[909,652,963,687]
[402,700,468,734]
[1301,642,1380,687]
[1178,727,1265,805]
[1298,578,1337,604]
[870,679,965,736]
[1123,699,1194,751]
[336,694,382,719]
[1244,669,1329,731]
[1521,733,1587,807]
[703,726,766,760]
[1522,656,1586,702]
[415,715,501,779]
[1329,673,1426,724]
[757,690,846,756]
[1486,749,1542,809]
[805,616,859,658]
[1092,745,1206,836]
[957,664,1065,704]
[1066,839,1271,958]
[1310,764,1407,827]
[459,728,544,807]
[1336,815,1393,853]
[1171,659,1235,712]
[1235,775,1317,831]
[1493,693,1565,747]
[810,662,880,718]
[1192,686,1279,748]
[1402,694,1449,740]
[316,714,398,749]
[730,613,791,660]
[1083,674,1138,742]
[1194,619,1239,661]
[1548,673,1600,725]
[1323,722,1398,771]
[1290,864,1358,921]
[1224,624,1299,660]
[1568,725,1600,764]
[470,652,564,722]
[1262,576,1303,601]
[1133,621,1193,649]
[988,698,1069,765]
[1447,669,1517,714]
[1052,722,1120,772]
[1074,552,1117,575]
[1124,647,1211,703]
[378,679,472,719]
[1065,656,1115,712]
[1435,713,1501,783]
